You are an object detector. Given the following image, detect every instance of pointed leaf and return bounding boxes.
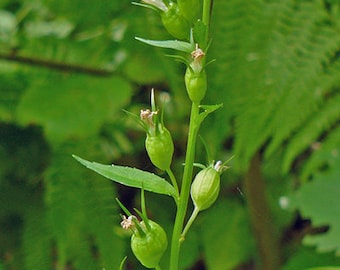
[135,37,194,53]
[73,155,178,199]
[197,104,223,125]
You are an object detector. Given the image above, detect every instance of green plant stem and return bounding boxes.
[166,168,179,199]
[202,0,212,45]
[169,102,200,270]
[180,206,200,241]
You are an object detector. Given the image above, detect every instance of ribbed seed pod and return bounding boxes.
[145,127,174,170]
[161,2,191,40]
[185,67,207,103]
[131,220,168,268]
[191,167,220,211]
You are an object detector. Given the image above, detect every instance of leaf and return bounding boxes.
[197,104,223,125]
[73,155,178,199]
[17,74,132,143]
[135,37,194,53]
[205,0,340,172]
[0,10,17,41]
[122,51,166,84]
[285,163,340,256]
[301,129,340,181]
[281,246,340,270]
[200,198,254,270]
[25,18,74,38]
[45,140,125,270]
[281,93,340,174]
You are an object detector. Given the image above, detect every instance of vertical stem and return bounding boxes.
[243,153,281,270]
[166,168,179,198]
[169,1,213,269]
[202,0,212,47]
[202,0,211,26]
[169,102,200,270]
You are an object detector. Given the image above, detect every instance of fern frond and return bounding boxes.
[265,24,340,158]
[208,0,340,170]
[45,141,124,270]
[282,93,340,173]
[301,125,340,180]
[84,175,126,270]
[207,0,274,161]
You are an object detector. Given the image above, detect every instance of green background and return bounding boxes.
[1,0,340,269]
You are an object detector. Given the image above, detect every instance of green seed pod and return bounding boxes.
[177,0,201,23]
[131,220,168,269]
[191,166,220,211]
[161,2,191,40]
[145,127,174,170]
[185,67,207,103]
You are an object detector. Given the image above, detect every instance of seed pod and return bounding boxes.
[145,127,174,170]
[131,220,168,268]
[191,166,220,211]
[177,0,201,23]
[161,2,191,40]
[185,67,207,103]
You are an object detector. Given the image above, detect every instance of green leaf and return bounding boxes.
[122,51,167,84]
[285,163,340,256]
[45,140,124,270]
[282,246,340,270]
[193,19,207,48]
[73,155,178,199]
[197,104,223,125]
[17,74,132,143]
[135,37,194,53]
[0,10,17,42]
[25,18,74,38]
[200,198,254,270]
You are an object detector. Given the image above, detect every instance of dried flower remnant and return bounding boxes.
[121,215,137,230]
[140,109,158,128]
[142,0,168,12]
[190,44,205,73]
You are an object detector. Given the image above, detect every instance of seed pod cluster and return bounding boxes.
[131,220,168,268]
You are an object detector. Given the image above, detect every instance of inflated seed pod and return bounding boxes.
[177,0,201,23]
[145,127,174,170]
[191,166,220,211]
[185,67,207,103]
[161,2,191,40]
[131,220,168,269]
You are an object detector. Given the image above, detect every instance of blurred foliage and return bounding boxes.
[0,0,340,269]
